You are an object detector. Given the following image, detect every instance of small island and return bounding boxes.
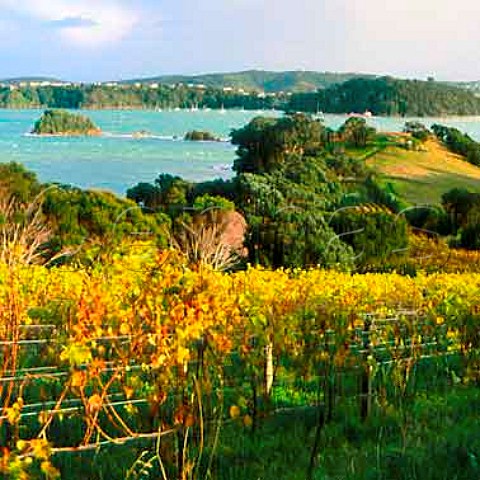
[31,109,102,136]
[184,130,220,142]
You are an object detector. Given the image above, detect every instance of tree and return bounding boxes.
[236,173,353,269]
[0,162,41,202]
[403,121,430,141]
[338,117,375,148]
[441,188,480,231]
[330,208,408,269]
[460,207,480,249]
[126,182,162,209]
[432,124,480,167]
[231,114,326,174]
[193,194,235,212]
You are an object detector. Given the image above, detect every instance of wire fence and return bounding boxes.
[0,288,477,480]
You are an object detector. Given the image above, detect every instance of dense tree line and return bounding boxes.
[288,77,480,116]
[0,84,286,110]
[3,76,480,115]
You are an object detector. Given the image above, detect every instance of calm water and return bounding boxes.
[2,109,480,195]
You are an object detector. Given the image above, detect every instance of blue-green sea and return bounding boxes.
[3,109,480,195]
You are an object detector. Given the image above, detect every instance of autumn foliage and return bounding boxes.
[1,243,480,478]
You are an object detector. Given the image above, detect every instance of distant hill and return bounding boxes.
[447,81,480,96]
[120,70,377,93]
[3,72,480,115]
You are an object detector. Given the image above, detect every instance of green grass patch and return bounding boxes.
[367,139,480,205]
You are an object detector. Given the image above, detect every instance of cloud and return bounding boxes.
[0,0,138,46]
[48,16,98,29]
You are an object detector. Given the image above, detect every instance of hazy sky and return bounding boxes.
[0,0,478,81]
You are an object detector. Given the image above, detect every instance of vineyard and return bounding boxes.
[1,244,480,479]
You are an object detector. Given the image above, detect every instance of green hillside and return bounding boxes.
[120,69,376,92]
[447,80,480,95]
[367,137,480,204]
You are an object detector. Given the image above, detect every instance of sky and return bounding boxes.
[0,0,478,82]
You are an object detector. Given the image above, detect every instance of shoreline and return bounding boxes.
[25,131,230,142]
[28,129,102,137]
[4,106,480,120]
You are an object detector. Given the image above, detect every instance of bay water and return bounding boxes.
[2,109,480,195]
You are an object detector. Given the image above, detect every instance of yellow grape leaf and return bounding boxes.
[123,403,138,416]
[60,343,92,367]
[87,394,103,414]
[229,405,240,419]
[40,460,60,479]
[31,439,50,460]
[16,440,27,452]
[71,370,87,388]
[5,408,17,425]
[124,386,134,400]
[243,415,253,427]
[119,323,130,335]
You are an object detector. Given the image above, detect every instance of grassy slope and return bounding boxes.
[367,138,480,205]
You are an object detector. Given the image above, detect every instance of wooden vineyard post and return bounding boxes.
[263,339,274,401]
[361,315,372,421]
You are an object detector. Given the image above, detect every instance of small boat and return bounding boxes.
[348,110,373,118]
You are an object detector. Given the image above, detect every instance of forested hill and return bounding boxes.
[2,74,480,115]
[448,80,480,95]
[288,77,480,116]
[119,70,376,93]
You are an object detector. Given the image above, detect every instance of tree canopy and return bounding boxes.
[32,109,101,135]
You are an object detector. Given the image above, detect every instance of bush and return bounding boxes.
[330,207,409,268]
[403,121,430,141]
[184,130,219,141]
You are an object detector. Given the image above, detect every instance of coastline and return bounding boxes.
[29,129,102,137]
[4,105,480,120]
